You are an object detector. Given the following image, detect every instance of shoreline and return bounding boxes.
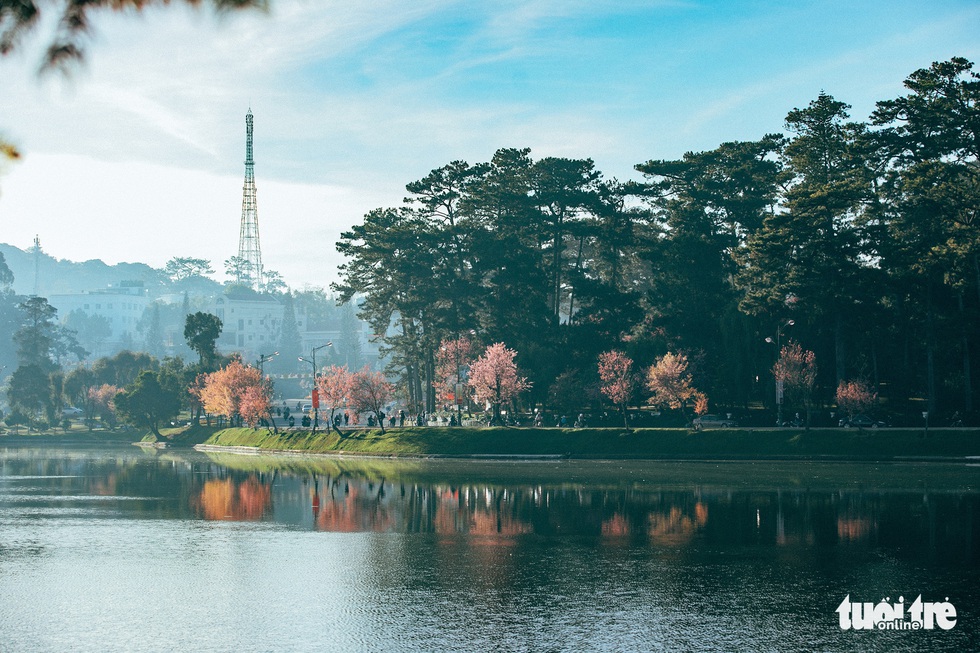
[11,425,977,463]
[178,425,980,463]
[189,442,980,464]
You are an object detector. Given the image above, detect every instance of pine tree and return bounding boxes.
[143,303,165,359]
[275,293,302,374]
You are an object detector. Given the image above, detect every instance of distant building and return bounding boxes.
[48,281,150,356]
[46,277,382,368]
[211,292,284,358]
[294,304,381,370]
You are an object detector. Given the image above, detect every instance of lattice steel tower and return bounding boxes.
[238,108,263,291]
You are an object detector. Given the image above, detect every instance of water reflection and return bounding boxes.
[194,477,272,521]
[132,455,978,568]
[2,447,979,652]
[288,476,972,564]
[1,447,978,565]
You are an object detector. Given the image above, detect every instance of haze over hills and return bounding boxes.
[0,242,169,297]
[0,241,376,375]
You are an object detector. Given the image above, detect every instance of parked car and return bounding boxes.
[842,414,887,429]
[61,406,84,417]
[693,414,738,428]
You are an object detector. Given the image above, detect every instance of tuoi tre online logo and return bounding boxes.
[836,595,957,631]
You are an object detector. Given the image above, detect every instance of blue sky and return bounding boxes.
[1,0,978,289]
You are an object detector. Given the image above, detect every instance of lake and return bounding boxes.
[0,445,978,652]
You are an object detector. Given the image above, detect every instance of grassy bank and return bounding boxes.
[141,424,221,446]
[201,426,980,460]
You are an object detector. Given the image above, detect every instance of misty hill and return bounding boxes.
[1,242,168,296]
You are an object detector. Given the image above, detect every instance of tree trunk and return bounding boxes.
[834,312,846,388]
[552,213,564,320]
[490,402,502,426]
[901,297,912,412]
[567,235,585,325]
[926,283,936,415]
[975,253,980,307]
[425,348,436,414]
[406,362,419,412]
[871,337,880,397]
[960,292,973,413]
[804,395,812,432]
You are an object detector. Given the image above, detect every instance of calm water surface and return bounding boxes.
[0,445,978,652]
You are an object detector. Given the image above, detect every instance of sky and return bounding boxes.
[1,0,979,290]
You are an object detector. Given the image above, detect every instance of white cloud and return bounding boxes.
[83,83,220,158]
[3,0,980,292]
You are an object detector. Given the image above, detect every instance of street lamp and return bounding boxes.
[257,351,279,375]
[765,320,795,426]
[298,342,332,432]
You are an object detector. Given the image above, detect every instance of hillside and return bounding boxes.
[0,243,168,297]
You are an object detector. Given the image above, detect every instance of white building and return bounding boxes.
[48,281,150,355]
[211,293,284,359]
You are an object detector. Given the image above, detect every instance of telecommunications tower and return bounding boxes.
[237,108,263,291]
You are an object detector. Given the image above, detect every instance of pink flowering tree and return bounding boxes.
[598,350,637,430]
[646,351,707,425]
[238,384,272,429]
[468,343,531,426]
[349,367,395,433]
[836,379,876,423]
[199,358,272,428]
[773,341,818,429]
[316,365,355,435]
[87,384,119,430]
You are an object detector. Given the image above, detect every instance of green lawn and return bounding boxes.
[198,426,980,460]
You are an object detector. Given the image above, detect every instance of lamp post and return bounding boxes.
[299,342,332,432]
[765,320,795,426]
[257,351,278,375]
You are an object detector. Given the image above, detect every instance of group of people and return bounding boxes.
[270,401,602,430]
[363,410,408,428]
[532,411,588,428]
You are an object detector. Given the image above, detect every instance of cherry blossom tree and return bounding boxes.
[468,343,531,426]
[316,365,355,435]
[349,367,395,433]
[773,341,818,428]
[836,379,877,423]
[598,350,637,429]
[645,351,707,425]
[87,383,118,429]
[199,358,272,428]
[238,385,272,429]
